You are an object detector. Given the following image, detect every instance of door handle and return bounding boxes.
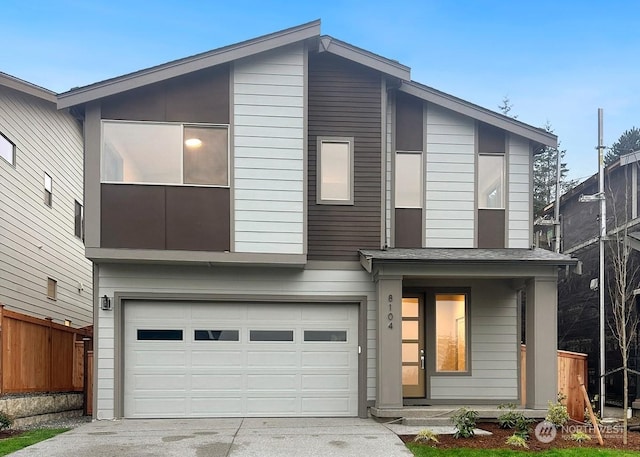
[420,349,425,370]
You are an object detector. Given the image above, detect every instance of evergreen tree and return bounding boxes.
[604,127,640,166]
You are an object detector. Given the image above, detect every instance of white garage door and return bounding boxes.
[124,301,359,418]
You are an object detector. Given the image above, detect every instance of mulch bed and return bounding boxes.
[400,421,640,451]
[0,430,24,439]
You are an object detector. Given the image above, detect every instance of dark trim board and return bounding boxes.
[113,292,368,418]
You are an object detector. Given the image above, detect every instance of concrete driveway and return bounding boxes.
[9,417,413,457]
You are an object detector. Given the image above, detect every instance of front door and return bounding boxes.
[401,296,425,398]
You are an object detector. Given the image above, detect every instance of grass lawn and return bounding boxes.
[407,443,640,456]
[0,429,69,456]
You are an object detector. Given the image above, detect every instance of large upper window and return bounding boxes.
[435,293,468,373]
[0,133,15,165]
[478,154,505,209]
[317,137,353,205]
[101,121,228,186]
[395,152,422,208]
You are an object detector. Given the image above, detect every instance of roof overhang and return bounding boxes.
[0,72,56,103]
[359,248,577,274]
[318,36,410,80]
[399,81,557,148]
[58,20,321,109]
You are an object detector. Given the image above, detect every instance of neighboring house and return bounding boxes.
[542,150,640,404]
[0,72,92,328]
[57,20,575,420]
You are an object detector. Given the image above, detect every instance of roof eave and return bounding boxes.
[399,81,557,148]
[318,36,411,80]
[57,20,322,109]
[0,72,56,103]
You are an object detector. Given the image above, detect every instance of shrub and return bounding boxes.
[413,428,439,444]
[505,434,529,449]
[569,431,592,443]
[514,415,534,439]
[451,407,478,439]
[0,412,13,430]
[545,392,569,428]
[497,403,532,439]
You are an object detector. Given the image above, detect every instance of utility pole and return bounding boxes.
[597,108,606,417]
[554,139,562,253]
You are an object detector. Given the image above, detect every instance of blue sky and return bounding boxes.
[3,0,638,182]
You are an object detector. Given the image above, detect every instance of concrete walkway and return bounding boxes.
[9,417,413,457]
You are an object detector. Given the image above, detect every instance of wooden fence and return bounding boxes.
[521,345,588,421]
[0,306,92,395]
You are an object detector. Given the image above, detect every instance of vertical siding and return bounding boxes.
[508,134,531,248]
[0,86,92,326]
[425,104,475,247]
[96,264,377,419]
[430,279,519,400]
[307,53,382,260]
[233,43,305,254]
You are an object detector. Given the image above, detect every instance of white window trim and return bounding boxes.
[477,153,506,210]
[100,120,231,188]
[394,150,423,209]
[44,173,53,207]
[316,136,355,205]
[0,133,16,166]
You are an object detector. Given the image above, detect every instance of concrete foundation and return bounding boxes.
[0,392,84,428]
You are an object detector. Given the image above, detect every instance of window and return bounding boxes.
[74,200,84,240]
[44,173,53,207]
[304,330,347,342]
[194,330,239,341]
[101,121,228,186]
[435,293,467,372]
[395,152,422,208]
[137,329,183,341]
[317,137,353,204]
[0,133,15,165]
[249,330,294,342]
[47,278,57,300]
[478,154,505,209]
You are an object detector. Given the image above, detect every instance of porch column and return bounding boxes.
[525,276,558,409]
[375,275,403,409]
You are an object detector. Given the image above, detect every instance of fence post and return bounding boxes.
[45,317,53,392]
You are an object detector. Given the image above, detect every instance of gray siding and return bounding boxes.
[307,53,382,260]
[508,134,532,248]
[96,264,377,420]
[425,104,475,247]
[385,94,393,248]
[429,279,519,400]
[0,85,92,326]
[233,43,305,254]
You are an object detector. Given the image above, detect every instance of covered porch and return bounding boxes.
[359,248,578,418]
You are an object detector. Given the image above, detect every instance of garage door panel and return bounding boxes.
[125,301,358,418]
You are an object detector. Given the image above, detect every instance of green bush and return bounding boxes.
[569,430,592,443]
[505,434,529,449]
[413,428,439,444]
[451,407,478,439]
[545,393,569,428]
[0,412,13,431]
[497,403,532,439]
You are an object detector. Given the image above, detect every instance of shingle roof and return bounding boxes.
[359,248,576,265]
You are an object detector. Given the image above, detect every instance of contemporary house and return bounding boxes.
[0,72,92,328]
[57,20,576,420]
[542,150,640,405]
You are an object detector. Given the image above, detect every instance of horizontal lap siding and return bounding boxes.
[0,87,92,326]
[425,104,475,247]
[234,43,305,254]
[430,280,519,400]
[508,135,531,248]
[308,53,382,260]
[96,264,377,419]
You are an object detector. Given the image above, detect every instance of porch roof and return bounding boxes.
[359,248,577,273]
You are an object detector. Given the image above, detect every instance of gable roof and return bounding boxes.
[0,72,56,103]
[58,20,322,109]
[400,80,557,148]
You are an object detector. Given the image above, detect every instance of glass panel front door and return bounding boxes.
[402,297,425,397]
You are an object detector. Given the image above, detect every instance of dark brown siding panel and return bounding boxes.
[101,65,229,124]
[478,209,506,248]
[396,92,423,151]
[478,122,506,153]
[308,53,382,261]
[101,184,165,249]
[395,208,423,248]
[166,187,230,251]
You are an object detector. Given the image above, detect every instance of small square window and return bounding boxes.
[47,278,57,300]
[74,200,84,240]
[0,133,15,166]
[44,173,53,207]
[317,137,354,205]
